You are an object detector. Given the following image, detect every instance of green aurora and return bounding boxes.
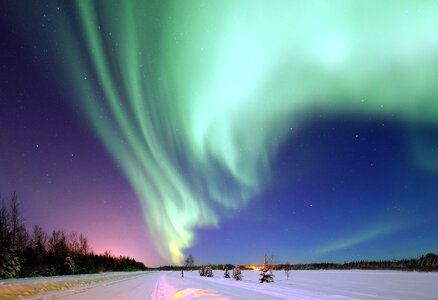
[49,0,438,263]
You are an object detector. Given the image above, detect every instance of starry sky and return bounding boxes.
[1,1,438,266]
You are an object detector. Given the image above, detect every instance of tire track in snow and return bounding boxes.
[151,274,176,300]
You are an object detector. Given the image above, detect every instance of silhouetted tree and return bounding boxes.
[185,254,194,271]
[79,233,89,255]
[0,194,22,278]
[284,260,291,280]
[1,192,148,278]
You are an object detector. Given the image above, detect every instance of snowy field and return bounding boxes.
[1,269,437,299]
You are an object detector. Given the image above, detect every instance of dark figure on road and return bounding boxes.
[181,266,184,277]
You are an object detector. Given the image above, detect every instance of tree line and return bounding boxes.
[157,254,437,273]
[277,254,438,272]
[154,264,236,271]
[0,192,146,279]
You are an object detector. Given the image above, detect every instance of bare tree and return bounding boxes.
[32,225,47,254]
[0,195,10,246]
[184,254,194,270]
[9,192,28,253]
[10,192,20,249]
[31,225,47,270]
[48,230,69,256]
[284,260,291,280]
[68,232,80,254]
[269,252,276,270]
[79,233,89,255]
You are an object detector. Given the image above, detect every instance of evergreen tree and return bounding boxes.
[199,265,205,276]
[259,254,274,283]
[233,265,242,280]
[224,268,230,278]
[0,245,21,278]
[0,194,21,279]
[205,265,213,277]
[65,256,76,274]
[0,191,147,278]
[48,230,69,274]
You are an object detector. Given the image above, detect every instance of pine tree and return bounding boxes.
[0,194,21,278]
[259,254,274,283]
[0,245,21,278]
[65,256,76,274]
[199,265,205,276]
[232,265,242,280]
[205,265,213,277]
[224,268,230,278]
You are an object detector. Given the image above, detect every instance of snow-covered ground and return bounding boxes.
[0,269,437,299]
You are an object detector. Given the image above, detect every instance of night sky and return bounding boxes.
[1,1,438,266]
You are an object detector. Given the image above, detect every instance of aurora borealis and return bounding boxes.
[1,1,438,265]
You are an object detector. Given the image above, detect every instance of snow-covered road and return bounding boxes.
[1,270,437,299]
